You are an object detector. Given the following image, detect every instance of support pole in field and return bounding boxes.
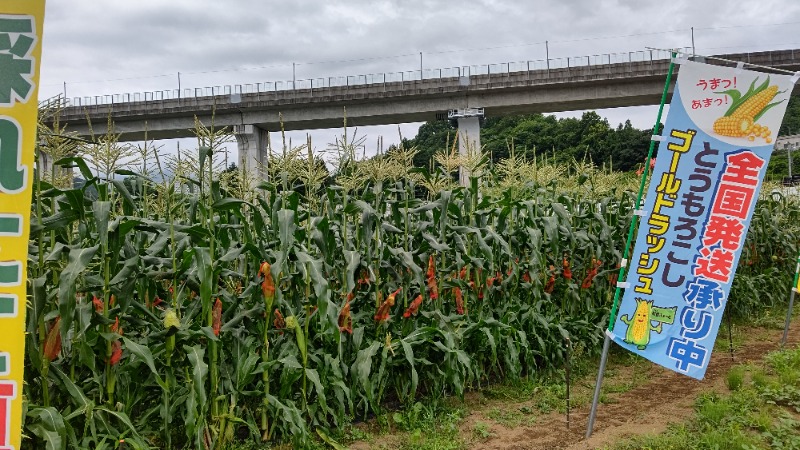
[781,252,800,347]
[565,336,571,430]
[585,52,677,439]
[727,310,734,361]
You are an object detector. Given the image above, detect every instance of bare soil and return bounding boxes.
[349,318,800,450]
[462,322,799,450]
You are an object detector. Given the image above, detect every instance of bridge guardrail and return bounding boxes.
[63,48,692,109]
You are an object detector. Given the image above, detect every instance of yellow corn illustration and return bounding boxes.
[731,85,779,120]
[712,77,781,143]
[620,298,662,350]
[630,301,650,342]
[713,116,753,137]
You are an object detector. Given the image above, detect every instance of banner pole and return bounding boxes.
[781,251,800,347]
[586,51,677,439]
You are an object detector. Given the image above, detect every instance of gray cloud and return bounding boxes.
[35,0,800,154]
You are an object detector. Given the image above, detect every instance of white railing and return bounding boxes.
[65,48,694,108]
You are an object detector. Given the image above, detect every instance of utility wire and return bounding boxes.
[43,20,800,87]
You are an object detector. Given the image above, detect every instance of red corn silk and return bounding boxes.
[459,266,468,280]
[110,316,121,335]
[109,317,124,366]
[468,280,484,300]
[375,287,401,323]
[426,255,438,299]
[635,157,656,177]
[259,262,276,300]
[426,255,436,279]
[522,272,532,283]
[43,316,62,361]
[273,309,285,330]
[109,340,122,366]
[486,271,503,288]
[212,298,223,337]
[403,294,423,318]
[562,258,572,280]
[338,301,353,334]
[581,259,603,289]
[357,269,371,286]
[545,265,556,294]
[454,288,465,315]
[92,296,103,313]
[608,263,621,286]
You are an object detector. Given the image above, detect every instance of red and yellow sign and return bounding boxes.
[0,1,44,448]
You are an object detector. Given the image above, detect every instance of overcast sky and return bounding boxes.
[36,0,800,160]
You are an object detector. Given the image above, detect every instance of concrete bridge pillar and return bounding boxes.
[36,150,73,187]
[234,125,268,179]
[448,108,484,186]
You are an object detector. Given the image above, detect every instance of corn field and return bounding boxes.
[23,109,800,449]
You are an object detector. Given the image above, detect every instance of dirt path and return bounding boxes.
[463,321,800,450]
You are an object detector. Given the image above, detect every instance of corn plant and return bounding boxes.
[21,114,800,449]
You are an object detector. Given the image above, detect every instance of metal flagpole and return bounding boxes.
[781,251,800,347]
[585,51,678,439]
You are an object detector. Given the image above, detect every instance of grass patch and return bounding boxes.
[610,346,800,450]
[485,405,537,428]
[357,402,468,450]
[727,365,746,391]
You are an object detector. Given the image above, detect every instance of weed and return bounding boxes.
[727,365,746,391]
[612,345,800,450]
[696,393,732,426]
[761,415,800,449]
[472,421,493,439]
[751,368,770,389]
[485,405,536,428]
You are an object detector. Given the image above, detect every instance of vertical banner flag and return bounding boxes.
[611,59,795,379]
[794,256,800,293]
[0,0,44,449]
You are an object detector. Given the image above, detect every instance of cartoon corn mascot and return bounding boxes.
[620,298,663,350]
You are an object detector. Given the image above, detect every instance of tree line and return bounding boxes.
[399,96,800,179]
[401,111,653,172]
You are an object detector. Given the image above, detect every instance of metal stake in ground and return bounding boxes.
[585,51,677,439]
[781,252,800,347]
[727,310,734,361]
[565,336,571,430]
